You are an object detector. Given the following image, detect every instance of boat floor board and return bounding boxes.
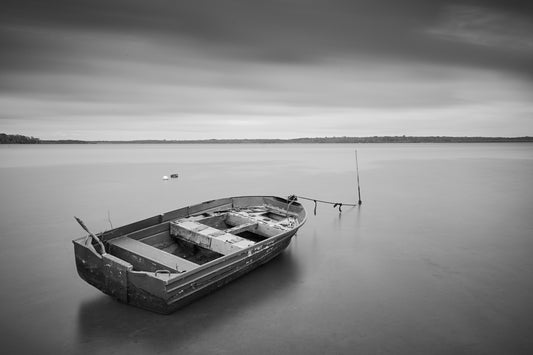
[108,236,199,273]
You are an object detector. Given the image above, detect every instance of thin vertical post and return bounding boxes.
[355,149,362,205]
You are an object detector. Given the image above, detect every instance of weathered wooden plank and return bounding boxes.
[108,237,199,273]
[170,221,213,249]
[225,222,258,235]
[170,220,254,255]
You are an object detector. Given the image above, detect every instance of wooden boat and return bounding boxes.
[73,196,307,314]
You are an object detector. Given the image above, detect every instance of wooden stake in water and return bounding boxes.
[355,149,362,205]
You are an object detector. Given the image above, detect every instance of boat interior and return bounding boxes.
[103,205,299,274]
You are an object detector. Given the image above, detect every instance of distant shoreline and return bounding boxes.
[1,133,533,144]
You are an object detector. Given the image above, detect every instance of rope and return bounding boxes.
[290,195,358,214]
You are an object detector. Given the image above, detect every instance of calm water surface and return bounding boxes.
[1,143,532,354]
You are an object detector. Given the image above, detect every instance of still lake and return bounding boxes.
[1,143,532,354]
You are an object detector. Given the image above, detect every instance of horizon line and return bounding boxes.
[2,133,532,144]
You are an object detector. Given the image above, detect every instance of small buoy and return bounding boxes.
[162,175,169,180]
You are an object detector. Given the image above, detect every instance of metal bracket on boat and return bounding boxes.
[286,195,298,215]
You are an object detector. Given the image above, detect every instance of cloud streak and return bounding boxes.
[428,4,533,52]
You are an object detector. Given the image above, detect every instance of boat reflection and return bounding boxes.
[76,253,301,351]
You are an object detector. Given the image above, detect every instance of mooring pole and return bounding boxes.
[355,149,362,205]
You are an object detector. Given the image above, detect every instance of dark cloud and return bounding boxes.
[2,0,532,73]
[1,0,532,139]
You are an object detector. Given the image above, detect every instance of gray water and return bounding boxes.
[1,143,532,354]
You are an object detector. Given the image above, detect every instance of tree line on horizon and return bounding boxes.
[1,133,532,144]
[0,133,41,144]
[0,133,88,144]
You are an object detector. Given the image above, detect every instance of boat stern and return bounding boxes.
[73,238,133,303]
[73,237,176,313]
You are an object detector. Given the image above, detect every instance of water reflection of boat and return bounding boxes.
[73,196,307,314]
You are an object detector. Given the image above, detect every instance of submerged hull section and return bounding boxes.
[73,196,306,314]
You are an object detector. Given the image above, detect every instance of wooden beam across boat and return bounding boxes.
[108,236,199,273]
[169,220,256,255]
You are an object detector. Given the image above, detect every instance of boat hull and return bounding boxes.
[73,196,306,314]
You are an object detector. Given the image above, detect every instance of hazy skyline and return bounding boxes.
[1,0,532,140]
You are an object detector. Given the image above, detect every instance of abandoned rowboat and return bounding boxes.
[73,196,307,314]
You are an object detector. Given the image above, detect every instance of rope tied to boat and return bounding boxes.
[290,195,356,215]
[287,149,362,215]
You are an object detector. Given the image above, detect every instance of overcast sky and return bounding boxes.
[1,0,532,140]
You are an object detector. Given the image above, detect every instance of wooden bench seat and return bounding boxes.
[108,236,199,273]
[170,220,255,255]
